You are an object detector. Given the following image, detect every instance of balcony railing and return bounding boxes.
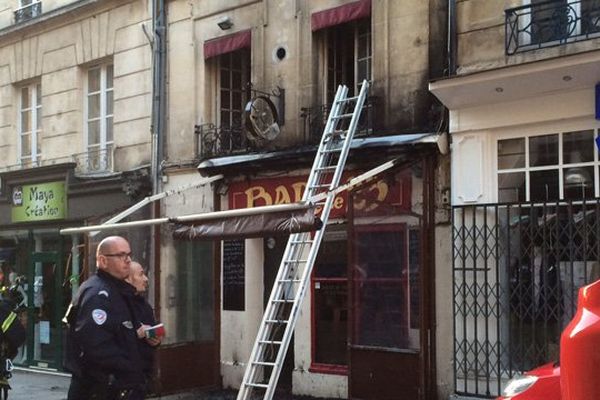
[0,148,114,176]
[14,1,42,24]
[506,0,600,55]
[195,123,250,159]
[300,96,378,144]
[73,147,114,176]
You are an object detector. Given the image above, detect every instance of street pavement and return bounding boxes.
[8,368,69,400]
[6,369,331,400]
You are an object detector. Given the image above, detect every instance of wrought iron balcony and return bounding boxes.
[72,147,114,176]
[300,96,378,145]
[506,0,600,55]
[195,123,251,159]
[14,1,42,24]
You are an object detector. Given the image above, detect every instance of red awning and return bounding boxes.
[311,0,371,32]
[204,29,251,59]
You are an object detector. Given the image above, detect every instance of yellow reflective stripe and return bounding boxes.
[2,312,16,333]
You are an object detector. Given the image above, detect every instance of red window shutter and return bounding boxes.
[311,0,371,32]
[203,29,251,60]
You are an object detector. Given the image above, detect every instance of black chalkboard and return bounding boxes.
[223,239,245,311]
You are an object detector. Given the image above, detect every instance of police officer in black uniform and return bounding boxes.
[65,236,145,400]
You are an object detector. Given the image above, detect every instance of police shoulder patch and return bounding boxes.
[92,309,107,325]
[98,290,109,298]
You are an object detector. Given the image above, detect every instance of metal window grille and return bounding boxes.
[452,200,600,397]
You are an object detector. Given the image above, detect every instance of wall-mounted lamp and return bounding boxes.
[217,16,233,30]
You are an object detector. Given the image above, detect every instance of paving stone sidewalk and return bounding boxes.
[7,369,336,400]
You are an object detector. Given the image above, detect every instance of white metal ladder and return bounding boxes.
[237,80,370,400]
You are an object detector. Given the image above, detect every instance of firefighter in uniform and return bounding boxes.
[65,236,145,400]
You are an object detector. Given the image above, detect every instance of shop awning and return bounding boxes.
[204,29,251,59]
[311,0,371,32]
[60,149,442,239]
[60,202,319,236]
[172,205,322,241]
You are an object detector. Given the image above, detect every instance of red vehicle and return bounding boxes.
[496,362,560,400]
[497,279,600,400]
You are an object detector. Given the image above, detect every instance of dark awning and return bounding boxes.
[172,205,322,241]
[204,29,251,59]
[311,0,371,32]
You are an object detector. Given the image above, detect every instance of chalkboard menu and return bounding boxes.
[223,239,245,311]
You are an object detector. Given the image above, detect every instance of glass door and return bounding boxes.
[27,251,65,369]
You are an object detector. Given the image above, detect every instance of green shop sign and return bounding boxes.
[11,181,67,222]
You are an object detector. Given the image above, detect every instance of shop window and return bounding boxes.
[85,63,114,173]
[352,225,413,349]
[497,129,598,202]
[174,241,214,342]
[323,18,371,103]
[18,82,41,167]
[311,227,349,372]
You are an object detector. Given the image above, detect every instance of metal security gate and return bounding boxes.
[452,200,600,397]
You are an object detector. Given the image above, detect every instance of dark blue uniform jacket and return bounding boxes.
[65,270,144,389]
[130,295,157,379]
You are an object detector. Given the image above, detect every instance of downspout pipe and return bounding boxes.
[150,1,167,391]
[151,0,167,195]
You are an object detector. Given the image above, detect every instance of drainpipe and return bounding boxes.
[150,0,166,388]
[447,0,457,75]
[151,0,167,195]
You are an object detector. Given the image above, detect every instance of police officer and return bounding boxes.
[126,261,161,398]
[65,236,145,400]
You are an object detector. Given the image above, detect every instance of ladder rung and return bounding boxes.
[272,299,294,303]
[245,382,269,389]
[278,279,301,283]
[315,166,337,171]
[319,148,341,154]
[290,240,312,244]
[265,319,289,324]
[253,361,277,366]
[308,184,330,189]
[331,113,353,119]
[325,129,347,136]
[336,95,359,104]
[259,340,282,345]
[284,260,307,264]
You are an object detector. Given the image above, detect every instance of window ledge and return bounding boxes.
[308,363,348,376]
[0,0,98,38]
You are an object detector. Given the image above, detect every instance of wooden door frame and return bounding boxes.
[347,157,437,400]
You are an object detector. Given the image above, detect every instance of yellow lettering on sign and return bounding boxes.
[245,186,273,207]
[364,181,389,212]
[274,186,292,204]
[291,182,305,202]
[333,196,344,210]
